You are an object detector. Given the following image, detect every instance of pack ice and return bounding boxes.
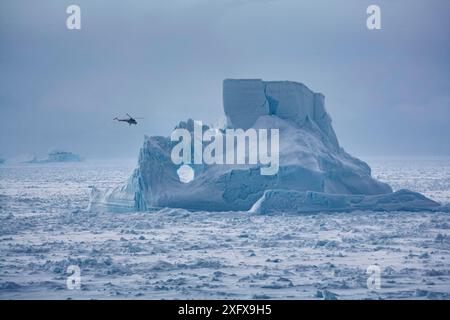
[89,79,443,213]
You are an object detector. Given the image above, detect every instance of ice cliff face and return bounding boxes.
[223,79,338,147]
[90,79,442,213]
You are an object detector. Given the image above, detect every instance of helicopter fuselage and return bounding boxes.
[114,117,138,125]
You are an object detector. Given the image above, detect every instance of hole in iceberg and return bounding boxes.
[177,164,195,183]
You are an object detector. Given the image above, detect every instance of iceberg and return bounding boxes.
[90,79,443,213]
[0,158,5,165]
[27,150,82,163]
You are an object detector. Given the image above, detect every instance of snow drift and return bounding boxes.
[89,79,443,213]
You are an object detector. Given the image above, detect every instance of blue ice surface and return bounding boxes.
[250,189,444,214]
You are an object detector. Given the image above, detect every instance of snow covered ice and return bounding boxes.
[1,158,450,299]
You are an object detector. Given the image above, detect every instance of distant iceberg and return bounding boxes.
[27,150,82,163]
[0,158,5,165]
[90,79,445,213]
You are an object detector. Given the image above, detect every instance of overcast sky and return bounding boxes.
[1,0,449,160]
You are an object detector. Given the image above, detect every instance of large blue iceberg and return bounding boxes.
[89,79,444,213]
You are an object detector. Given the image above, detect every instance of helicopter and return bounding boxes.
[113,113,143,125]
